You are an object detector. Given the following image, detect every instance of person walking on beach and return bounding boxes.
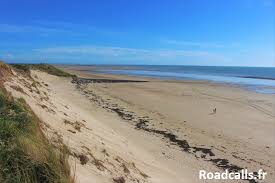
[213,108,217,114]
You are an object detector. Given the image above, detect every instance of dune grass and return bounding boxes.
[0,88,73,183]
[11,64,74,77]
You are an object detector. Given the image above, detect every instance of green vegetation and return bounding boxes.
[0,89,73,183]
[11,64,74,77]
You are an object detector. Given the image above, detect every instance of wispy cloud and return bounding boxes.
[0,21,125,37]
[164,40,225,48]
[33,20,126,36]
[1,53,14,59]
[0,24,68,34]
[33,45,227,62]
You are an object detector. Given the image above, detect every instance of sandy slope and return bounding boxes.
[4,67,275,183]
[4,70,195,183]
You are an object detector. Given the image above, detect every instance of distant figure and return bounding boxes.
[213,108,217,114]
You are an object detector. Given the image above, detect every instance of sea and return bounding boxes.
[89,65,275,94]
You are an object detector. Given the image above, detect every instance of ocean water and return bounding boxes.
[91,65,275,94]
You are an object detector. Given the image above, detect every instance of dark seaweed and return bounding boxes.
[74,80,263,183]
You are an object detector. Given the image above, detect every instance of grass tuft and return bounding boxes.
[0,88,73,183]
[11,64,74,77]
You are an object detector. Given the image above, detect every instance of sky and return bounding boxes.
[0,0,274,66]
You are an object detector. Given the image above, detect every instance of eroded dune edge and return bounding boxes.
[1,63,274,183]
[0,62,72,182]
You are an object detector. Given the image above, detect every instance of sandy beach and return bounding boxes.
[1,1,274,183]
[4,65,274,183]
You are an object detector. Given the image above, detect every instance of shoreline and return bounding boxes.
[55,64,275,80]
[58,65,275,95]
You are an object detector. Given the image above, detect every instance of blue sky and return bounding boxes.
[0,0,274,66]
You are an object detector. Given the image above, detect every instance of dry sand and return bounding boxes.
[4,66,275,183]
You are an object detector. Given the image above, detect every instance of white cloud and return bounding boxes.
[165,40,225,48]
[0,24,68,34]
[33,20,126,36]
[1,53,14,59]
[33,45,227,62]
[0,22,125,38]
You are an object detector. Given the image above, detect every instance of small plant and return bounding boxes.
[79,154,89,165]
[74,122,82,132]
[113,177,125,183]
